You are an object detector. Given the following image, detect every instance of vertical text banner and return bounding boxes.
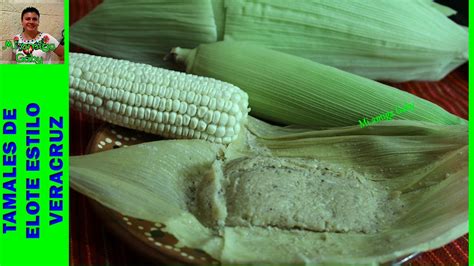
[0,66,69,265]
[0,64,69,266]
[0,2,69,264]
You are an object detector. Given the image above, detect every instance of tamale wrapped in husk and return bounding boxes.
[222,0,468,81]
[70,117,467,265]
[172,41,466,128]
[70,0,217,68]
[71,0,467,81]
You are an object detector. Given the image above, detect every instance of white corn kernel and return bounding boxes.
[119,104,127,115]
[209,98,217,110]
[190,117,199,129]
[176,115,183,126]
[212,111,221,124]
[144,108,151,120]
[158,123,165,133]
[86,94,94,105]
[170,126,177,134]
[70,53,249,144]
[187,129,194,138]
[172,99,180,112]
[197,106,207,118]
[93,97,102,106]
[186,91,195,103]
[230,103,240,115]
[204,111,213,123]
[201,95,210,106]
[122,91,130,103]
[128,93,136,106]
[187,105,197,116]
[156,112,163,123]
[165,99,173,112]
[146,83,154,95]
[131,83,139,93]
[72,78,80,89]
[132,107,139,118]
[194,131,201,139]
[169,112,177,124]
[219,113,229,126]
[72,68,82,77]
[104,77,112,87]
[172,90,180,100]
[183,115,191,126]
[146,95,154,108]
[178,102,187,114]
[79,92,87,102]
[85,82,94,94]
[215,126,226,138]
[141,95,148,107]
[126,106,133,117]
[216,100,224,111]
[207,124,217,135]
[152,97,161,109]
[182,127,189,137]
[116,88,124,101]
[228,116,236,127]
[135,94,142,106]
[163,112,170,123]
[78,80,87,91]
[105,87,112,100]
[113,102,121,113]
[145,121,152,131]
[98,74,106,84]
[138,107,145,119]
[158,99,166,111]
[111,77,119,88]
[197,120,207,131]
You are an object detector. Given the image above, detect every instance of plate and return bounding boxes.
[85,124,218,265]
[83,124,418,265]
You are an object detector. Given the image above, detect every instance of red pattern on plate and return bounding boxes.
[70,0,468,264]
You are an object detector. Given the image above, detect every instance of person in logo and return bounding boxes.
[11,7,64,64]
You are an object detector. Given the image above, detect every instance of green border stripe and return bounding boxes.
[0,1,69,265]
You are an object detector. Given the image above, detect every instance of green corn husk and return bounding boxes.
[70,117,467,265]
[70,0,217,68]
[172,41,466,128]
[423,0,457,16]
[71,0,467,81]
[222,0,467,81]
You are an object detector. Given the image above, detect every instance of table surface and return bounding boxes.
[70,1,468,265]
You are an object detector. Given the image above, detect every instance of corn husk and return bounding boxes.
[70,0,217,68]
[70,117,467,265]
[222,0,467,81]
[172,41,466,128]
[423,0,457,16]
[71,0,467,81]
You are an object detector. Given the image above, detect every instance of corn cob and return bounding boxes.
[172,41,467,128]
[69,53,249,144]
